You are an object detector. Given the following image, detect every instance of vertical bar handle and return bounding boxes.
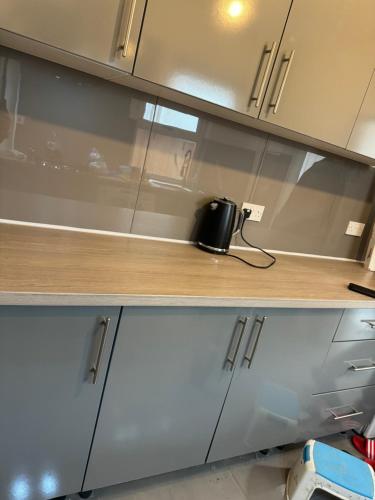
[119,0,138,58]
[226,316,249,371]
[244,316,267,368]
[90,316,111,384]
[249,41,277,109]
[269,49,295,114]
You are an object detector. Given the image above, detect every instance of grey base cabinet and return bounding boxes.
[302,386,375,440]
[84,307,243,491]
[207,309,343,462]
[0,306,120,500]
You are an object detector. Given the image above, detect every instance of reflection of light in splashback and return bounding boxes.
[40,472,58,497]
[144,103,199,133]
[168,75,235,109]
[10,476,30,500]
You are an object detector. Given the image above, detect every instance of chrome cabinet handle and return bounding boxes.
[118,0,138,58]
[349,361,375,372]
[361,319,375,329]
[269,49,295,114]
[249,42,277,109]
[328,407,364,421]
[226,316,249,371]
[244,316,267,368]
[90,317,111,384]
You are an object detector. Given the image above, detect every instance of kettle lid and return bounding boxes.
[215,197,236,206]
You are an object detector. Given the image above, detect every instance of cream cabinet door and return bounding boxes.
[259,0,375,148]
[347,70,375,159]
[134,0,292,117]
[0,0,146,73]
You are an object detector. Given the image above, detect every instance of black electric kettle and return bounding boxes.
[196,198,244,254]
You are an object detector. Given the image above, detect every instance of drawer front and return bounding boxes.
[334,309,375,341]
[301,386,375,441]
[317,339,375,393]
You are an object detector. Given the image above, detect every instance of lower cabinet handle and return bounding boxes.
[329,407,364,420]
[269,49,295,114]
[226,316,249,371]
[243,316,267,368]
[90,316,111,384]
[349,362,375,372]
[361,319,375,329]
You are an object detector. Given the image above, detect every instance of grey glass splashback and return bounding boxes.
[0,46,374,259]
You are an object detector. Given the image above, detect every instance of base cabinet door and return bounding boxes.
[84,307,242,491]
[0,306,120,500]
[208,309,342,462]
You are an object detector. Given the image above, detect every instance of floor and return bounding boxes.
[68,434,359,500]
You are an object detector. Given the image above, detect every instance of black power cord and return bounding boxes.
[227,209,276,269]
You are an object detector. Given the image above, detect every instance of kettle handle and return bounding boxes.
[233,208,245,236]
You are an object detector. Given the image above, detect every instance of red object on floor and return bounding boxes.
[352,435,375,460]
[352,435,367,456]
[365,457,375,471]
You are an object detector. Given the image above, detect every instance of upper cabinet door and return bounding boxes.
[134,0,292,117]
[347,70,375,159]
[259,0,375,147]
[0,0,146,72]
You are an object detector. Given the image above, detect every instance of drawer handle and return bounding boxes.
[361,319,375,329]
[243,316,267,369]
[349,361,375,372]
[226,316,249,371]
[328,407,364,420]
[90,317,111,384]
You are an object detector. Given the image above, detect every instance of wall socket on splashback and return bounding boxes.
[345,220,365,237]
[242,202,265,222]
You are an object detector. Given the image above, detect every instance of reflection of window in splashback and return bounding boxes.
[144,103,199,133]
[0,45,374,260]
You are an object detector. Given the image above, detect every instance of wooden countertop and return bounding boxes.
[0,223,374,308]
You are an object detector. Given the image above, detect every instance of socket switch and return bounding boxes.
[242,202,265,222]
[345,221,365,237]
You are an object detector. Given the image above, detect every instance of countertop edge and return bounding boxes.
[0,292,373,309]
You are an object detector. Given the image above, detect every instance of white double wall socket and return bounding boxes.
[345,221,365,237]
[242,202,265,222]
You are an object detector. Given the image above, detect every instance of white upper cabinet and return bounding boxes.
[0,0,146,73]
[259,0,375,148]
[347,70,375,159]
[134,0,292,117]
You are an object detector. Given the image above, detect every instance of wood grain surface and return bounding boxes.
[0,223,374,307]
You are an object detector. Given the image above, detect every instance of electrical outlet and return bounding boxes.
[242,202,265,222]
[345,221,365,237]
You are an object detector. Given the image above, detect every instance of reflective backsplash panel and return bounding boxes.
[0,46,374,259]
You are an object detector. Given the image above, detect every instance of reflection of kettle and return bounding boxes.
[196,198,244,254]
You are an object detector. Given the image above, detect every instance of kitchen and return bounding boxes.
[0,1,375,499]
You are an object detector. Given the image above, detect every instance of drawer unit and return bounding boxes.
[301,385,375,441]
[334,309,375,341]
[317,339,375,393]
